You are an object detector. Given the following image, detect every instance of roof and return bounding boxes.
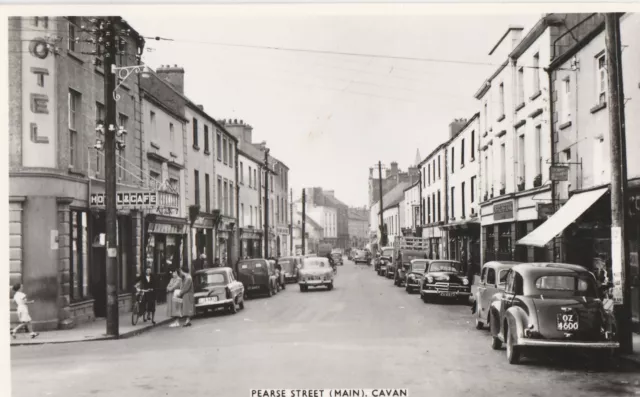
[417,143,447,168]
[509,14,565,60]
[378,182,410,211]
[446,113,481,143]
[488,25,525,56]
[325,194,348,208]
[296,212,323,230]
[512,263,590,277]
[403,180,420,193]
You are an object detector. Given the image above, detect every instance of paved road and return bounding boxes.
[10,259,640,397]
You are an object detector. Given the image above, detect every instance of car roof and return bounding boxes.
[512,263,591,277]
[195,267,229,275]
[482,261,521,269]
[427,259,461,263]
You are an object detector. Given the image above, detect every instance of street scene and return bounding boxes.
[5,7,640,397]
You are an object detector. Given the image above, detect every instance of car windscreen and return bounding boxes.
[303,258,329,269]
[196,273,227,287]
[428,261,463,274]
[404,254,425,263]
[238,260,267,274]
[411,261,428,272]
[534,275,597,297]
[382,249,394,257]
[279,259,295,272]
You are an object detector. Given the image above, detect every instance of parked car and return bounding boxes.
[278,256,300,283]
[353,250,367,264]
[236,259,278,298]
[473,261,521,330]
[193,267,245,315]
[298,257,334,292]
[420,260,470,303]
[269,259,285,291]
[331,252,344,266]
[394,251,428,287]
[488,263,619,365]
[404,259,428,293]
[376,247,394,276]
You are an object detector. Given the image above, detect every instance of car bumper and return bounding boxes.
[516,338,620,349]
[299,280,332,286]
[421,289,471,297]
[195,298,234,309]
[406,280,422,288]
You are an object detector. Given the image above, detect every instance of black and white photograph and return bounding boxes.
[3,3,640,396]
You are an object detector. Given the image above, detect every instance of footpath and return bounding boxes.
[10,303,172,347]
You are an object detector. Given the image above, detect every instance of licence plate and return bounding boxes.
[248,285,260,290]
[557,313,579,331]
[440,292,455,297]
[308,280,322,284]
[200,297,218,303]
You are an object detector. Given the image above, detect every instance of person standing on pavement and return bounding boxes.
[135,266,157,325]
[213,257,222,268]
[176,266,195,327]
[11,283,38,339]
[192,253,208,272]
[165,266,183,328]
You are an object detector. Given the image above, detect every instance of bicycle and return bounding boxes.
[131,289,152,326]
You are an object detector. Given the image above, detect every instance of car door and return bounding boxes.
[499,270,517,333]
[477,266,488,315]
[481,267,497,316]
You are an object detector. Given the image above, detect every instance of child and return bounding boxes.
[11,283,38,339]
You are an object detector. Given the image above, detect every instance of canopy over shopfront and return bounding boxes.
[516,187,609,248]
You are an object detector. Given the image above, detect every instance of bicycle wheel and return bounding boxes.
[131,301,140,326]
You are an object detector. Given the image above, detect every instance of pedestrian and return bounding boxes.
[165,266,183,327]
[176,266,195,327]
[11,283,39,339]
[135,266,157,325]
[213,257,222,268]
[193,253,207,272]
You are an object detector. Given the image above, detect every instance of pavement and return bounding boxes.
[9,260,640,397]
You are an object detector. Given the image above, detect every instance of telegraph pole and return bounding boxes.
[103,17,119,337]
[302,189,306,255]
[264,148,270,259]
[378,161,386,246]
[605,12,632,354]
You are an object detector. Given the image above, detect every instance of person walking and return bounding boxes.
[165,266,183,328]
[135,266,157,324]
[11,284,38,339]
[176,266,195,327]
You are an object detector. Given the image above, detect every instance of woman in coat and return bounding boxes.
[176,266,195,327]
[165,266,183,327]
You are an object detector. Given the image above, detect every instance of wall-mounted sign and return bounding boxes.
[148,222,187,235]
[536,203,555,219]
[90,192,157,208]
[21,19,57,167]
[493,201,514,221]
[549,165,569,182]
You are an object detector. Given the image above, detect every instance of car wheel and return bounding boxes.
[327,283,333,291]
[405,285,411,294]
[506,327,521,364]
[299,285,304,292]
[268,287,273,297]
[475,318,484,330]
[229,300,238,314]
[491,335,502,350]
[239,299,245,310]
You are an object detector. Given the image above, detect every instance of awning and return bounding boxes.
[516,187,608,247]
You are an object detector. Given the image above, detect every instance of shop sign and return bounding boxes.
[493,201,514,221]
[549,165,569,182]
[90,192,158,208]
[148,222,187,235]
[537,203,555,219]
[193,216,215,229]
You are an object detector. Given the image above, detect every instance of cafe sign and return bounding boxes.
[493,201,514,221]
[90,192,158,208]
[549,165,569,182]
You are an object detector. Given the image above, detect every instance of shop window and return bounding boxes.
[498,223,512,258]
[69,210,90,301]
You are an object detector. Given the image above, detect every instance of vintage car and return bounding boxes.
[404,259,429,293]
[376,247,394,276]
[394,251,428,287]
[420,260,470,303]
[331,252,344,266]
[193,267,245,315]
[298,257,334,292]
[488,263,619,365]
[353,250,367,264]
[236,258,278,298]
[473,261,521,330]
[278,256,300,283]
[269,259,285,290]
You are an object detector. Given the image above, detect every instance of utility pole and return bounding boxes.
[378,161,386,246]
[605,12,632,354]
[103,17,119,337]
[302,189,306,255]
[263,148,270,259]
[289,188,293,255]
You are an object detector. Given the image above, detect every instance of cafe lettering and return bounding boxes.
[90,192,158,207]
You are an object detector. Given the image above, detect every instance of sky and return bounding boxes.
[124,7,541,208]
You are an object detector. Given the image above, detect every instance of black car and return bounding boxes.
[376,248,394,276]
[419,260,471,304]
[394,250,428,287]
[235,259,278,298]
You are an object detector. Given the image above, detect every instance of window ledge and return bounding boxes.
[67,50,84,64]
[515,102,526,112]
[150,141,160,150]
[69,169,86,177]
[559,121,572,130]
[192,145,200,151]
[204,150,211,156]
[496,114,506,122]
[529,90,542,101]
[590,102,607,114]
[482,131,488,138]
[460,163,465,169]
[470,157,476,163]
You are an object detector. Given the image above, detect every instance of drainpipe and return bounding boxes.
[545,66,557,262]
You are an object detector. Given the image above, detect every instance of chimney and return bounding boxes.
[390,162,399,177]
[156,64,185,94]
[369,167,374,178]
[197,105,204,111]
[325,190,335,198]
[449,118,467,139]
[243,124,253,144]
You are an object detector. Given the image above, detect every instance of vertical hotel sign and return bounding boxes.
[21,17,57,168]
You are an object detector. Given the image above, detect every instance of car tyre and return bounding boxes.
[327,283,333,291]
[299,285,304,292]
[268,287,274,297]
[506,327,521,364]
[475,318,484,330]
[491,336,502,350]
[229,300,238,314]
[405,285,411,294]
[239,299,245,310]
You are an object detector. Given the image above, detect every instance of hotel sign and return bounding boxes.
[21,18,57,168]
[493,201,514,221]
[90,192,158,208]
[549,165,569,182]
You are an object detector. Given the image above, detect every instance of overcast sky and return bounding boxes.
[125,7,540,207]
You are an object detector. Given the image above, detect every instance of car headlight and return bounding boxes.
[426,276,434,284]
[462,278,469,286]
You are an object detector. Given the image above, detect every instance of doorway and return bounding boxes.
[90,212,107,317]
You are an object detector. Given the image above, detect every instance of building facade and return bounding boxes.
[403,182,420,233]
[420,143,447,259]
[272,158,291,257]
[348,207,369,249]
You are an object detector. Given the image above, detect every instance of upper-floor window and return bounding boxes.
[254,169,258,190]
[461,138,465,167]
[500,143,506,187]
[470,131,475,161]
[596,53,607,105]
[228,139,234,167]
[562,77,571,122]
[192,118,199,148]
[450,186,455,219]
[518,134,526,182]
[461,181,466,218]
[33,17,49,28]
[68,89,81,168]
[483,102,488,131]
[150,111,156,136]
[205,173,211,212]
[499,82,505,116]
[68,22,76,52]
[517,67,524,105]
[194,169,200,206]
[450,147,455,174]
[470,176,476,203]
[217,131,222,160]
[535,125,542,177]
[438,156,441,179]
[533,53,540,93]
[240,161,244,184]
[169,123,175,142]
[223,137,228,165]
[204,125,210,153]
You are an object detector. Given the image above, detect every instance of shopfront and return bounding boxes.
[240,227,262,258]
[443,220,480,276]
[422,224,445,260]
[192,214,216,268]
[626,184,640,331]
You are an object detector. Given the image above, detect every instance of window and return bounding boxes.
[562,77,571,121]
[240,162,244,184]
[438,156,441,179]
[118,113,128,132]
[249,205,253,226]
[533,53,540,93]
[271,175,274,192]
[68,22,76,52]
[499,82,505,116]
[470,176,476,203]
[487,268,496,285]
[518,135,526,181]
[470,131,475,160]
[450,187,455,219]
[68,89,80,168]
[224,181,229,216]
[535,125,542,177]
[427,164,431,185]
[483,102,488,131]
[451,147,455,173]
[427,196,431,223]
[205,173,210,212]
[204,125,209,153]
[169,123,175,142]
[432,193,436,223]
[484,155,489,192]
[517,67,524,104]
[597,53,607,104]
[228,140,234,167]
[96,102,105,124]
[150,111,156,136]
[223,137,228,165]
[461,182,466,218]
[229,183,234,217]
[33,17,49,28]
[192,118,198,148]
[118,40,127,67]
[217,177,223,215]
[500,143,506,187]
[117,146,125,180]
[217,132,222,160]
[437,190,441,222]
[69,211,89,301]
[169,177,179,192]
[241,204,245,227]
[461,138,465,167]
[194,170,200,206]
[254,169,257,190]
